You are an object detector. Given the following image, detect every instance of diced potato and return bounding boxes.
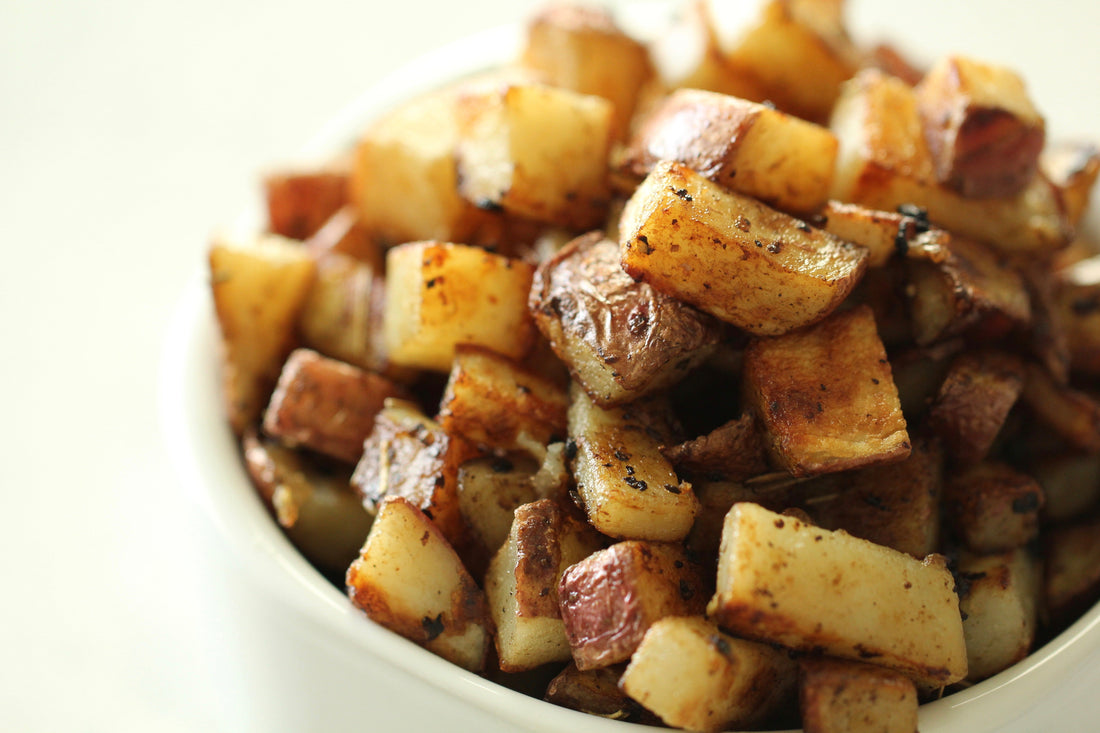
[384,241,537,372]
[742,305,910,477]
[818,200,949,268]
[707,502,967,687]
[1045,514,1100,628]
[830,69,1071,258]
[926,350,1025,465]
[346,496,491,672]
[619,161,867,336]
[567,386,698,541]
[264,167,348,241]
[455,82,613,229]
[303,206,383,271]
[558,541,708,670]
[1055,255,1100,375]
[1020,361,1100,452]
[943,462,1043,554]
[685,478,799,560]
[1042,142,1100,228]
[890,340,961,423]
[1030,451,1100,523]
[544,663,652,723]
[351,399,480,548]
[661,413,769,484]
[242,430,373,573]
[529,232,722,405]
[799,657,918,733]
[209,233,316,434]
[520,4,654,140]
[439,345,569,460]
[914,56,1045,198]
[956,549,1040,682]
[798,437,943,559]
[486,499,602,672]
[724,0,858,123]
[262,348,406,464]
[456,455,540,564]
[905,234,1031,346]
[620,88,838,213]
[620,616,797,733]
[297,251,379,373]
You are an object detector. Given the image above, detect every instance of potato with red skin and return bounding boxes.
[799,657,918,733]
[264,167,348,241]
[943,462,1044,554]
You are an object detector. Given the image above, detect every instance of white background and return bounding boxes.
[4,0,1100,730]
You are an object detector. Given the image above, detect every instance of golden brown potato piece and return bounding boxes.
[831,68,1071,258]
[262,348,407,464]
[264,167,348,241]
[545,663,653,723]
[486,499,602,672]
[943,462,1044,554]
[724,0,858,124]
[889,340,962,423]
[956,548,1040,682]
[303,205,383,271]
[455,455,540,568]
[558,541,708,670]
[915,55,1045,198]
[520,4,654,141]
[529,232,722,406]
[707,502,968,687]
[1045,514,1100,629]
[905,234,1032,346]
[1020,361,1100,452]
[619,161,867,336]
[685,478,800,560]
[926,350,1025,465]
[384,241,537,372]
[798,437,943,559]
[817,200,949,268]
[209,233,316,435]
[568,386,699,541]
[660,413,769,484]
[455,82,613,229]
[799,657,918,733]
[621,616,797,733]
[1055,255,1100,376]
[438,345,569,460]
[242,430,373,573]
[1041,142,1100,228]
[346,496,491,672]
[351,399,480,549]
[620,88,838,214]
[742,305,910,477]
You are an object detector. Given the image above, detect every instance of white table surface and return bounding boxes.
[4,1,1100,731]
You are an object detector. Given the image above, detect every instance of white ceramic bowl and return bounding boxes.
[161,5,1100,731]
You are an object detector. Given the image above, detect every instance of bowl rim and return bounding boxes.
[159,9,1100,733]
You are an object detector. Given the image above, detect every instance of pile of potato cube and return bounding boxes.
[209,0,1100,730]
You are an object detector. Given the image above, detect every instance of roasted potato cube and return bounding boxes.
[209,233,316,434]
[1055,255,1100,376]
[346,496,491,672]
[661,413,769,484]
[1020,361,1100,452]
[926,350,1025,465]
[242,430,373,573]
[545,663,652,722]
[297,252,379,373]
[455,82,613,229]
[957,548,1040,682]
[456,455,540,564]
[1045,514,1100,629]
[915,55,1045,198]
[799,657,918,733]
[724,0,858,123]
[384,241,537,372]
[529,232,722,405]
[685,477,800,560]
[351,399,480,548]
[262,349,406,464]
[486,499,602,672]
[707,502,967,687]
[1030,451,1100,523]
[520,4,653,140]
[303,206,383,270]
[439,345,569,460]
[620,88,838,213]
[558,541,708,670]
[1042,142,1100,228]
[619,161,867,336]
[943,462,1043,554]
[568,386,698,541]
[620,616,797,733]
[906,234,1031,346]
[799,437,943,559]
[831,69,1071,258]
[743,305,910,477]
[818,200,950,268]
[264,167,348,241]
